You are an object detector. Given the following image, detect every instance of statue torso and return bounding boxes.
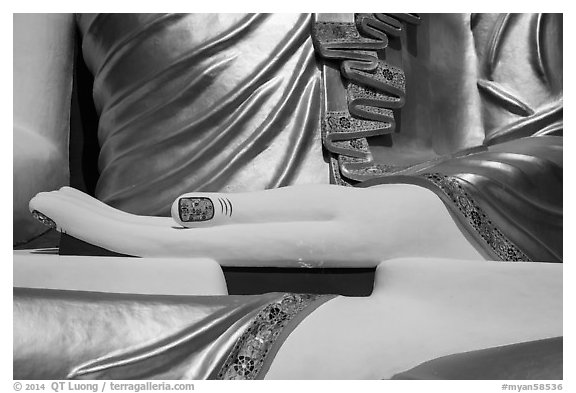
[76,13,329,216]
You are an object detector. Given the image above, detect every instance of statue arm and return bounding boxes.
[30,133,563,265]
[29,183,483,267]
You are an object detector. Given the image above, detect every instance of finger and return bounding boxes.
[29,191,173,255]
[171,184,349,228]
[30,191,366,266]
[55,187,173,227]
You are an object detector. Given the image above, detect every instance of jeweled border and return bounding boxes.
[217,293,325,380]
[422,173,531,262]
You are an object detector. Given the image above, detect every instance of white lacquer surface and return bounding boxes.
[13,250,228,296]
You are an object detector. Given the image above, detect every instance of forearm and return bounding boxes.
[13,288,199,379]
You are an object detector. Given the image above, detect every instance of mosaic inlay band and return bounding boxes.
[217,293,325,380]
[31,210,57,229]
[313,14,420,185]
[312,21,387,50]
[422,173,531,262]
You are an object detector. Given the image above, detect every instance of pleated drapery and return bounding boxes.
[76,14,328,216]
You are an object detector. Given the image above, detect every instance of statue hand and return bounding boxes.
[29,185,482,267]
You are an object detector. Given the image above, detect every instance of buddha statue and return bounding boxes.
[13,13,563,380]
